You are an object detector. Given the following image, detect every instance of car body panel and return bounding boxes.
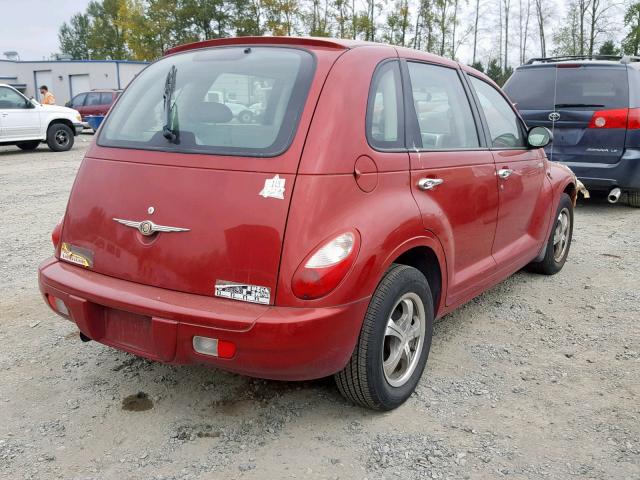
[38,38,575,380]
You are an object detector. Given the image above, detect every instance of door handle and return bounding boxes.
[417,178,444,191]
[497,169,513,179]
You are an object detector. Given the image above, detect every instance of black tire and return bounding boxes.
[16,141,40,151]
[335,264,434,410]
[46,123,74,152]
[527,193,573,275]
[628,191,640,208]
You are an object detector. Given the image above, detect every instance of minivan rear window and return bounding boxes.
[99,47,315,157]
[504,66,628,110]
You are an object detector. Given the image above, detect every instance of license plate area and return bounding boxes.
[103,307,153,352]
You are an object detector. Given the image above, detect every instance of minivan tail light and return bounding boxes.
[588,108,628,129]
[292,231,360,300]
[51,217,64,250]
[626,108,640,129]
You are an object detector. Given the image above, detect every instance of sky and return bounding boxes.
[0,0,91,60]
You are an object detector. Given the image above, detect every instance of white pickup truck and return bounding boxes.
[0,84,84,152]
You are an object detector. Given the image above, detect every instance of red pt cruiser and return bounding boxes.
[39,37,577,410]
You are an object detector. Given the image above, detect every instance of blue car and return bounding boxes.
[504,55,640,207]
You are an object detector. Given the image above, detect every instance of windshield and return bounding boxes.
[99,46,315,157]
[504,66,628,110]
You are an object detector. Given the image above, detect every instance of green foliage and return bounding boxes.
[58,13,92,59]
[598,40,620,56]
[470,60,484,73]
[623,3,640,56]
[486,58,502,83]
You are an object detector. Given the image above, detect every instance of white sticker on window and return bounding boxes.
[215,281,271,305]
[259,175,285,199]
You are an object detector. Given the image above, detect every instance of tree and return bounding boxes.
[59,13,92,59]
[384,0,411,46]
[333,0,352,38]
[86,0,131,59]
[503,0,511,71]
[471,60,484,72]
[232,0,265,36]
[598,40,619,56]
[623,3,640,55]
[486,58,502,82]
[472,0,481,64]
[518,0,531,64]
[534,0,547,57]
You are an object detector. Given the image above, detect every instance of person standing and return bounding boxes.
[39,85,56,105]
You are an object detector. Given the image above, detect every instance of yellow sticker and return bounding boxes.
[60,243,94,268]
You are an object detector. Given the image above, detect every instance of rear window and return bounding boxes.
[504,66,629,110]
[99,47,315,157]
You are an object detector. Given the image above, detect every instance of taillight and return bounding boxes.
[291,230,360,300]
[589,108,638,128]
[627,108,640,129]
[51,217,63,250]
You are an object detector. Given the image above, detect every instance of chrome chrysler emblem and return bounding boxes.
[549,112,561,122]
[113,218,190,236]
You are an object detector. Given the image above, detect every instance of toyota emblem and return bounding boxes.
[549,112,561,122]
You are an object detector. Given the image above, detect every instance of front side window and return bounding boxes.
[99,47,315,157]
[0,87,28,109]
[470,76,526,148]
[366,60,404,150]
[407,62,479,150]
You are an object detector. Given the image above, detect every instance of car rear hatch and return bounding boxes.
[504,63,629,165]
[58,43,341,305]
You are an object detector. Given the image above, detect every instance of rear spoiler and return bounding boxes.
[165,36,351,57]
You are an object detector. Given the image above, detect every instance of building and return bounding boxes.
[0,59,148,105]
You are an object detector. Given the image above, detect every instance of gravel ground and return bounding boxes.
[1,139,638,480]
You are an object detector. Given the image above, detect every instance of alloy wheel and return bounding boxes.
[382,292,426,388]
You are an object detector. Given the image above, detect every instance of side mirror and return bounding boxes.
[25,100,35,109]
[527,126,552,148]
[65,101,71,107]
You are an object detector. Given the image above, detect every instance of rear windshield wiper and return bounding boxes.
[554,103,605,108]
[162,65,178,143]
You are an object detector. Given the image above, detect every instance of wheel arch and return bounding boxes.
[47,118,74,132]
[380,235,447,318]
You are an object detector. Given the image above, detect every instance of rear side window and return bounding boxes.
[505,66,629,110]
[366,60,404,150]
[407,62,479,150]
[470,76,526,148]
[85,92,102,106]
[100,92,114,104]
[99,47,315,157]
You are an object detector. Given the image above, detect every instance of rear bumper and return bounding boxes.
[38,258,368,381]
[563,148,640,192]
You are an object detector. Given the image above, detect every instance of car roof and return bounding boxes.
[520,55,636,69]
[163,35,489,83]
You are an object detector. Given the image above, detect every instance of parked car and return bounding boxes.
[205,90,254,123]
[504,55,640,207]
[0,83,83,152]
[38,37,576,410]
[66,89,121,128]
